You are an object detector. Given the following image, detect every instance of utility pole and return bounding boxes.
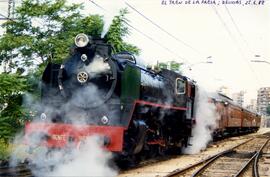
[7,0,15,19]
[0,0,15,21]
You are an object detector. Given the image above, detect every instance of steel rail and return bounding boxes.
[190,149,232,177]
[165,149,231,177]
[190,138,269,177]
[253,138,270,177]
[234,152,257,177]
[0,163,33,177]
[165,138,253,177]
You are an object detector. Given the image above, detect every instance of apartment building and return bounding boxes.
[257,87,270,115]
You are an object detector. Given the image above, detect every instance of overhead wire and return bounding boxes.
[89,0,189,63]
[211,5,262,86]
[224,6,265,87]
[0,12,15,21]
[124,1,204,57]
[224,5,252,52]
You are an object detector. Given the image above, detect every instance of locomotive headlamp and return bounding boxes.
[75,33,89,47]
[40,113,47,120]
[101,116,109,125]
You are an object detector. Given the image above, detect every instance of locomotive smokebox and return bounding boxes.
[55,34,117,109]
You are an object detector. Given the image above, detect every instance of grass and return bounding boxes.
[0,139,11,160]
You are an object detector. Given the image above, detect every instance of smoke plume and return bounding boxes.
[184,87,220,154]
[100,1,125,37]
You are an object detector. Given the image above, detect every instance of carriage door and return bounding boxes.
[186,83,195,120]
[175,78,190,117]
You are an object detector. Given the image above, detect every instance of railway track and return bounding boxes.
[255,137,270,177]
[0,162,33,177]
[1,132,269,177]
[166,133,270,177]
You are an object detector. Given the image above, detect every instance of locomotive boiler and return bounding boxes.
[25,34,197,161]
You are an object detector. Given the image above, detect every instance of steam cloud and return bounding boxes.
[100,1,126,37]
[50,136,117,177]
[10,56,118,176]
[184,87,220,154]
[84,55,110,77]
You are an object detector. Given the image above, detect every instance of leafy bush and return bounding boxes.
[0,139,11,160]
[0,73,29,141]
[0,0,139,144]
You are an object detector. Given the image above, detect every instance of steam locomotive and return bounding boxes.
[24,34,261,165]
[25,34,197,161]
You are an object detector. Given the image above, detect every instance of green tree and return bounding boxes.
[105,8,140,54]
[0,0,139,144]
[0,0,104,68]
[156,61,183,72]
[0,0,139,70]
[0,73,29,141]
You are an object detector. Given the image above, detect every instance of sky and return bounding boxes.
[82,0,270,105]
[0,0,270,105]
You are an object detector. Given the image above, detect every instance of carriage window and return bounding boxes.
[175,78,185,94]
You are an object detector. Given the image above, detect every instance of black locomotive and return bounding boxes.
[25,33,197,163]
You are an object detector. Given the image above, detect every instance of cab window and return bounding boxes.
[175,78,186,94]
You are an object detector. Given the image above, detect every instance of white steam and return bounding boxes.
[48,136,117,177]
[100,1,126,37]
[84,55,110,76]
[10,58,118,176]
[184,87,220,154]
[69,0,126,38]
[12,135,117,177]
